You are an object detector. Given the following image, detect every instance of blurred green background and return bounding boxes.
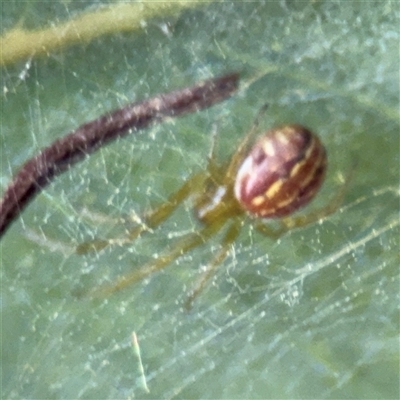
[1,1,399,399]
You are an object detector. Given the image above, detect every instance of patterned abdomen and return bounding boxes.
[234,124,327,218]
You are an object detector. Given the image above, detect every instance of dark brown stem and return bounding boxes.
[0,72,240,238]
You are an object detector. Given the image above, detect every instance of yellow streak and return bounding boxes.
[274,192,298,209]
[265,179,284,199]
[289,137,314,178]
[260,206,276,216]
[290,157,306,178]
[299,147,325,189]
[276,130,290,146]
[262,139,276,157]
[251,195,266,207]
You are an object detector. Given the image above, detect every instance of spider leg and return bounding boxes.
[206,122,220,175]
[184,217,243,310]
[225,104,269,180]
[253,221,286,239]
[203,121,232,185]
[85,217,227,298]
[76,171,208,254]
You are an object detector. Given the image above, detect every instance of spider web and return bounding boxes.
[1,1,399,399]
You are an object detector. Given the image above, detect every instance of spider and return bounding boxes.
[77,105,348,308]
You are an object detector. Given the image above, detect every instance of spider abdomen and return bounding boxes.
[234,124,327,218]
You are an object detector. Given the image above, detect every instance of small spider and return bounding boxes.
[77,105,348,308]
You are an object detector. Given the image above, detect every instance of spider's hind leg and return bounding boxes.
[85,215,228,298]
[184,217,243,310]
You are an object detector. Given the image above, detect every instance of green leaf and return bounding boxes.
[1,1,399,399]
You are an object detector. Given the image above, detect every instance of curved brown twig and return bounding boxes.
[0,72,240,238]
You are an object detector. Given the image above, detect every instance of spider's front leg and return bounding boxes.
[75,171,208,254]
